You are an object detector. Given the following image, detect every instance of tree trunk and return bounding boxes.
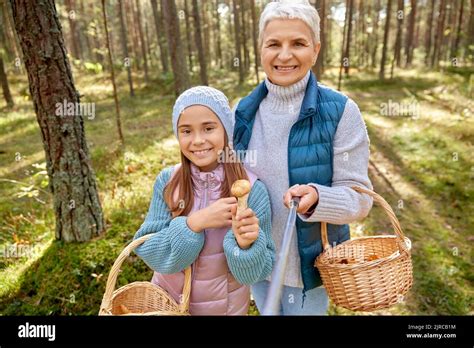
[4,0,23,73]
[371,0,381,68]
[391,0,404,78]
[353,0,360,65]
[10,0,104,242]
[134,0,149,83]
[232,0,244,84]
[118,0,134,97]
[364,2,371,67]
[451,0,465,58]
[414,3,422,49]
[315,0,325,79]
[0,56,14,107]
[184,0,194,71]
[125,0,140,70]
[468,0,474,60]
[79,0,92,61]
[201,2,211,67]
[446,0,457,62]
[161,0,190,95]
[359,0,366,67]
[240,0,249,72]
[396,0,404,67]
[338,0,349,90]
[379,0,393,80]
[192,0,208,85]
[89,2,103,64]
[215,0,223,69]
[405,0,417,66]
[65,0,82,60]
[250,0,259,83]
[431,0,447,67]
[150,0,169,73]
[425,0,436,64]
[0,6,14,60]
[326,2,332,66]
[227,0,234,68]
[145,21,153,68]
[101,0,124,146]
[344,0,354,75]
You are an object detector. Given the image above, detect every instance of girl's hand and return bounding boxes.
[187,197,237,232]
[283,184,319,214]
[231,206,259,250]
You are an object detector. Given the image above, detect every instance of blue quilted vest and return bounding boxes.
[233,72,351,292]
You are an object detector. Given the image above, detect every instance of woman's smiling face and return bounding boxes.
[261,18,320,87]
[177,105,225,172]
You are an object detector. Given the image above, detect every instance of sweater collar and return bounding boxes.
[190,162,225,191]
[264,71,310,113]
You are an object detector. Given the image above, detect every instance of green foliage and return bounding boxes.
[83,61,103,74]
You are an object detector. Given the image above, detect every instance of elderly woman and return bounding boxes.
[232,0,373,315]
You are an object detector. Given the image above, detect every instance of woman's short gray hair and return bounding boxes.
[258,0,320,48]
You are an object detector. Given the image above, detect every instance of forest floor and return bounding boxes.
[0,63,472,315]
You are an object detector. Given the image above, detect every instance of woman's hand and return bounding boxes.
[187,197,237,232]
[231,206,259,250]
[283,184,319,214]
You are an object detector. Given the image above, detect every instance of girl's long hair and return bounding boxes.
[163,133,249,218]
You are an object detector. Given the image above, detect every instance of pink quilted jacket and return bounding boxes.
[151,163,258,315]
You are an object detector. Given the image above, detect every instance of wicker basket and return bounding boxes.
[315,186,413,312]
[99,234,191,316]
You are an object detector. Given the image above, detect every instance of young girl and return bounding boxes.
[133,86,275,315]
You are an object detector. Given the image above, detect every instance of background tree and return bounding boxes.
[150,0,169,73]
[405,0,417,67]
[134,0,149,83]
[215,0,223,69]
[450,0,464,59]
[184,0,194,72]
[0,56,13,107]
[3,0,23,72]
[343,0,354,76]
[240,0,249,72]
[379,0,393,80]
[425,0,436,64]
[232,0,244,84]
[338,0,349,90]
[468,0,474,60]
[65,0,82,60]
[371,0,381,68]
[315,0,326,79]
[118,0,134,97]
[250,0,259,82]
[192,0,208,85]
[101,0,124,146]
[10,0,104,242]
[391,0,404,78]
[161,0,190,95]
[431,0,447,67]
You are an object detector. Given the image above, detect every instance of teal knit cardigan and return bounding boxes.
[133,166,275,285]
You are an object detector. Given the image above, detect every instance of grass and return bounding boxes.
[0,63,472,315]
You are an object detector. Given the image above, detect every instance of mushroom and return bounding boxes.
[231,180,251,215]
[118,304,131,314]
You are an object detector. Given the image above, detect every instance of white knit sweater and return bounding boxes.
[233,71,373,288]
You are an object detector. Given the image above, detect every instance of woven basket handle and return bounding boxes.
[99,233,192,314]
[320,186,408,253]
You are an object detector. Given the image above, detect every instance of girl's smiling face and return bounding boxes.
[261,18,320,87]
[177,105,225,172]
